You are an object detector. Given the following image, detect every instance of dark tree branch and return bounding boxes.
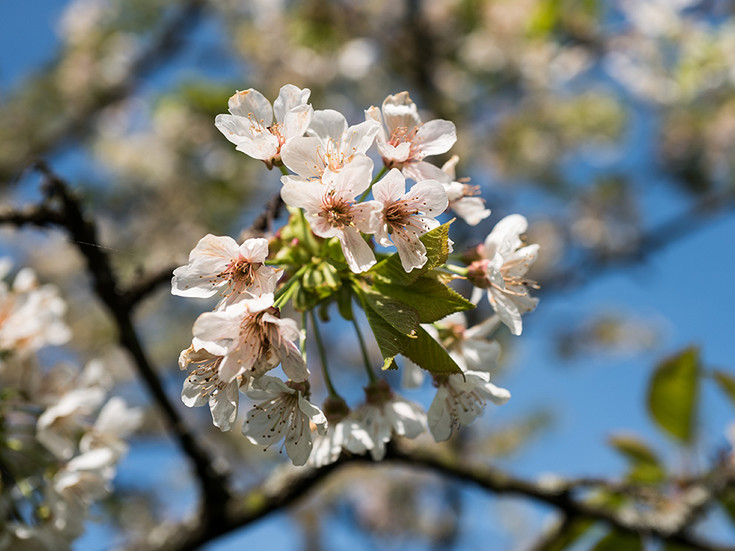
[131,441,735,551]
[541,188,735,294]
[2,161,232,533]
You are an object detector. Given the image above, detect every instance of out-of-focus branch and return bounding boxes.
[0,0,206,181]
[541,188,735,295]
[133,441,735,551]
[0,162,232,533]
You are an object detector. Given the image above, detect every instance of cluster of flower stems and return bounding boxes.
[173,86,540,466]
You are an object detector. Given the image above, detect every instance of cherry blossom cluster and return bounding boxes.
[173,85,539,466]
[0,261,142,549]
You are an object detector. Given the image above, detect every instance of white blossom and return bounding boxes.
[365,91,456,181]
[192,300,308,384]
[352,381,427,460]
[372,168,448,272]
[172,234,281,308]
[469,214,539,336]
[280,108,380,181]
[428,371,510,442]
[242,375,327,466]
[281,156,383,273]
[215,85,313,168]
[178,345,241,431]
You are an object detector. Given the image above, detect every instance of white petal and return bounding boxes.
[308,109,348,141]
[340,119,381,156]
[382,92,421,131]
[273,84,310,122]
[281,137,324,178]
[227,89,273,124]
[181,378,208,407]
[372,168,405,204]
[415,119,457,156]
[427,387,453,442]
[339,227,377,273]
[488,289,523,336]
[451,197,491,226]
[484,214,528,258]
[283,104,314,140]
[210,383,239,431]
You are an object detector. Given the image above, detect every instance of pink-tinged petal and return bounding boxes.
[402,160,447,182]
[281,136,324,178]
[218,343,257,383]
[263,313,301,342]
[273,84,310,122]
[280,179,325,212]
[340,119,381,156]
[382,92,421,131]
[415,119,457,156]
[407,180,449,215]
[250,268,282,298]
[227,89,273,124]
[372,168,406,204]
[237,237,269,263]
[332,155,374,197]
[340,227,377,273]
[308,109,348,141]
[283,104,313,140]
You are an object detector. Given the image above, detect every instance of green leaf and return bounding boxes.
[591,531,642,551]
[647,347,700,444]
[539,518,594,551]
[374,275,475,323]
[609,434,666,484]
[370,220,454,286]
[355,286,416,367]
[360,287,419,337]
[402,326,463,376]
[713,370,735,409]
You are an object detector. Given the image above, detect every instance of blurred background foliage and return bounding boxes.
[1,0,735,549]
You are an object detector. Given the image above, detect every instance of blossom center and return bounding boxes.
[319,193,355,229]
